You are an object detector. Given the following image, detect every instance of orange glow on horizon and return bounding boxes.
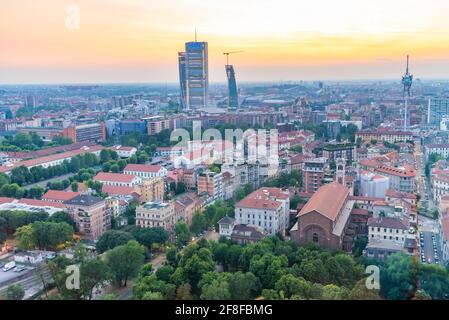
[2,0,449,83]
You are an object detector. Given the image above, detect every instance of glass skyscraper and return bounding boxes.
[225,64,238,110]
[178,41,209,110]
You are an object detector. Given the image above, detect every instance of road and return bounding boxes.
[419,231,442,265]
[0,264,52,300]
[23,173,74,190]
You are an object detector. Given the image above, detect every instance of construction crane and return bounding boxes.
[223,51,243,65]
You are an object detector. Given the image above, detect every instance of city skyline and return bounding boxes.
[3,0,449,84]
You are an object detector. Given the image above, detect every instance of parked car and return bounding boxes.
[2,261,16,272]
[14,265,25,272]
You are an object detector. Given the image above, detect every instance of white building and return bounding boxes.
[375,165,416,193]
[111,146,137,158]
[124,164,167,179]
[217,216,236,238]
[234,187,289,235]
[365,216,412,261]
[94,172,142,187]
[425,144,449,160]
[359,172,389,198]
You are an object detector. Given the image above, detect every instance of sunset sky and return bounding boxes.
[2,0,449,84]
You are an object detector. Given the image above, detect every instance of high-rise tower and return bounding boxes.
[178,32,209,111]
[401,55,413,131]
[225,65,238,111]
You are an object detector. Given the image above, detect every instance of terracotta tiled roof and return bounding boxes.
[299,182,349,221]
[367,216,408,229]
[102,185,139,196]
[0,197,14,204]
[124,164,162,173]
[0,145,104,173]
[376,165,415,178]
[94,172,136,183]
[42,190,80,202]
[236,188,288,210]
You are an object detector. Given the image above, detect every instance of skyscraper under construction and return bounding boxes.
[226,64,239,110]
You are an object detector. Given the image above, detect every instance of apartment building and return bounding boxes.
[234,187,289,235]
[135,201,176,232]
[303,157,327,194]
[374,165,416,193]
[136,177,164,203]
[64,195,110,241]
[197,171,223,201]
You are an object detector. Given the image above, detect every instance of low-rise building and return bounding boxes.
[124,164,167,179]
[135,201,176,232]
[365,216,413,261]
[111,146,137,158]
[235,187,289,235]
[94,172,142,187]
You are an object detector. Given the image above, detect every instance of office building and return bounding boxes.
[62,123,106,143]
[178,39,209,110]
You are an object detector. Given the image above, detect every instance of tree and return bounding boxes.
[321,284,349,300]
[131,227,168,249]
[179,246,215,293]
[166,246,179,267]
[100,149,111,163]
[96,230,135,254]
[27,186,44,199]
[200,278,231,300]
[30,221,74,250]
[5,284,25,300]
[274,274,321,299]
[71,182,78,192]
[133,274,176,300]
[419,264,449,300]
[15,224,34,250]
[348,278,381,300]
[48,211,76,230]
[106,240,145,287]
[175,222,191,247]
[176,283,193,300]
[189,211,207,235]
[155,265,175,282]
[381,253,419,300]
[249,253,288,289]
[228,272,260,300]
[80,258,111,300]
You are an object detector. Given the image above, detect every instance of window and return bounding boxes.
[312,233,319,243]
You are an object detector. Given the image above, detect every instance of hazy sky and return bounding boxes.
[2,0,449,84]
